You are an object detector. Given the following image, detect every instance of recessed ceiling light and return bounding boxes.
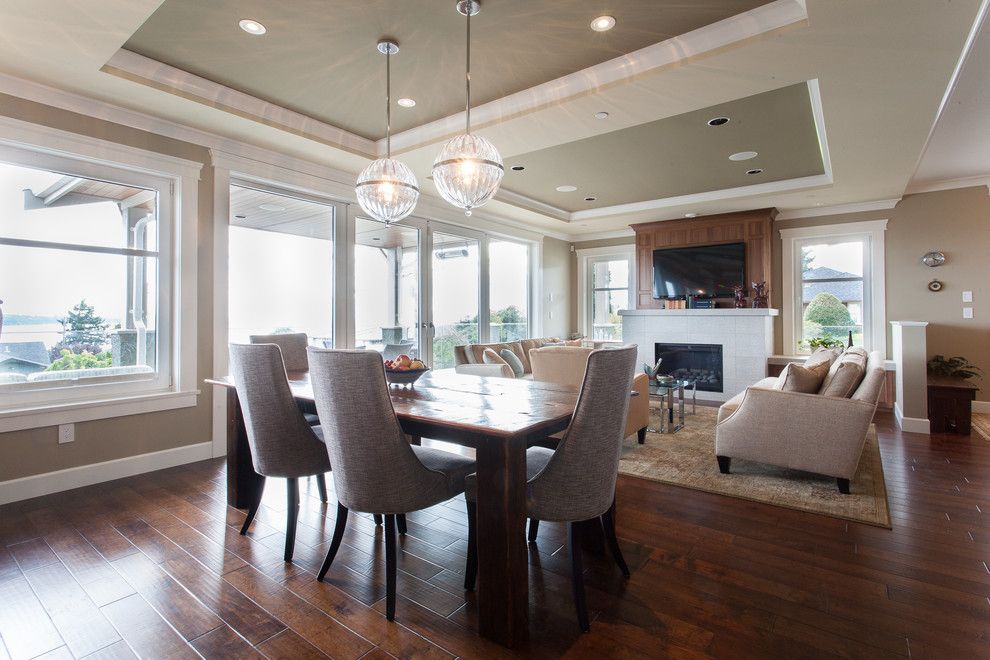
[511,165,525,171]
[556,185,577,192]
[584,196,597,201]
[594,111,609,120]
[397,98,416,108]
[239,19,267,35]
[708,117,730,126]
[590,15,616,32]
[746,168,764,175]
[258,203,286,212]
[372,237,382,241]
[729,151,758,161]
[234,214,246,219]
[684,212,697,218]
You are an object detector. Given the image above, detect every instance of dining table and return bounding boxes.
[207,369,581,648]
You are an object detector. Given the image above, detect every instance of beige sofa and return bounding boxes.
[530,345,650,442]
[714,347,886,493]
[453,337,571,379]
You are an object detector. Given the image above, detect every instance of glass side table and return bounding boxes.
[647,378,697,434]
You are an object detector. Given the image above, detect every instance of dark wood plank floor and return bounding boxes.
[1,411,988,658]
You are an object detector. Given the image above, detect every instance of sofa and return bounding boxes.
[454,338,649,442]
[714,346,886,493]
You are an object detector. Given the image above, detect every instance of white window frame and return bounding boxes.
[576,245,635,340]
[780,220,887,356]
[0,116,201,431]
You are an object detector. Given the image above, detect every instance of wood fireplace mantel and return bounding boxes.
[631,208,777,309]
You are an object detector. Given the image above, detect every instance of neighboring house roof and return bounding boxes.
[802,267,863,304]
[0,341,51,367]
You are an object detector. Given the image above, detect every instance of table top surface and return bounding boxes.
[927,374,981,390]
[207,370,580,438]
[648,378,697,393]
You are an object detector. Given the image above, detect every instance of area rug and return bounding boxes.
[619,404,891,528]
[974,413,990,441]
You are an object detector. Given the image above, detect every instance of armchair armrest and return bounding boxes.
[715,387,878,479]
[454,363,514,378]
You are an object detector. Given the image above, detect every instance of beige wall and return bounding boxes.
[0,94,216,481]
[774,186,990,401]
[541,237,573,338]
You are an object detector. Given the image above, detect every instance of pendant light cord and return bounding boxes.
[386,47,392,158]
[465,7,471,135]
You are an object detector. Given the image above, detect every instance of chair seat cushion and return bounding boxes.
[412,446,477,496]
[464,446,554,502]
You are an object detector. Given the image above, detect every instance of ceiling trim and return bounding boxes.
[775,198,901,221]
[906,0,990,189]
[103,49,378,158]
[569,228,636,243]
[905,175,990,196]
[493,189,570,222]
[386,0,808,154]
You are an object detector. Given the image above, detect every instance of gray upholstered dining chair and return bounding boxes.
[307,347,477,621]
[463,345,637,632]
[228,343,332,562]
[250,332,320,427]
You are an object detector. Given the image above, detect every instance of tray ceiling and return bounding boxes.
[123,0,772,140]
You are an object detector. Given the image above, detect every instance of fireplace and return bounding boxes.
[655,343,724,392]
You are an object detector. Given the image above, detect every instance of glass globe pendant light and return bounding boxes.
[432,0,504,216]
[355,39,419,226]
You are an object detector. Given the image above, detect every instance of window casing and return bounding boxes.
[781,220,887,356]
[576,245,635,342]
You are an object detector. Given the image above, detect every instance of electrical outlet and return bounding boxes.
[58,423,74,444]
[963,307,974,319]
[962,290,973,302]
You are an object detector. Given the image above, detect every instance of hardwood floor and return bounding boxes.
[1,411,988,658]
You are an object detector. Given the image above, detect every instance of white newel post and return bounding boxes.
[890,321,930,435]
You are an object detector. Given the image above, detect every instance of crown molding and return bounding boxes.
[493,189,570,222]
[103,50,377,158]
[385,0,808,153]
[567,228,636,243]
[775,198,901,221]
[905,175,990,196]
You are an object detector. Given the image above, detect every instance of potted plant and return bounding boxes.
[927,355,983,380]
[803,336,844,351]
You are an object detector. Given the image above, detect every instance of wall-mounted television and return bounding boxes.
[652,242,746,299]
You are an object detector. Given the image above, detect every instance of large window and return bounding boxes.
[227,184,335,346]
[488,240,530,343]
[781,221,887,355]
[0,159,169,401]
[577,247,634,342]
[432,232,480,369]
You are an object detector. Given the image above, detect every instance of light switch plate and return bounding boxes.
[58,423,74,444]
[963,307,974,319]
[962,290,973,302]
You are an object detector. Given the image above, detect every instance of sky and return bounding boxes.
[802,240,864,276]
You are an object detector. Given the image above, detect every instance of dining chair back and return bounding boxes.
[249,332,309,372]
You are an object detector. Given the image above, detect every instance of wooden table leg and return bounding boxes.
[225,388,265,509]
[474,434,528,647]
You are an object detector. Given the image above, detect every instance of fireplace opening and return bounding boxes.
[655,343,723,392]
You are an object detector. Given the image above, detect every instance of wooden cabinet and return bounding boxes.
[928,375,979,434]
[630,208,776,309]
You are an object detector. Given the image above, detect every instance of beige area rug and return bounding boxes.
[619,404,891,528]
[973,414,990,441]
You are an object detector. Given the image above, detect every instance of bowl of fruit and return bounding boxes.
[383,354,429,385]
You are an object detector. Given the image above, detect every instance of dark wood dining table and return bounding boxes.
[207,369,580,648]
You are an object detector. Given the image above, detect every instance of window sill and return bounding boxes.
[0,390,200,433]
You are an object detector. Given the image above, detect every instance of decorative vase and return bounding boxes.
[732,285,747,309]
[751,282,769,309]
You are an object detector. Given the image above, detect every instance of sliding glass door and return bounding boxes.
[353,216,420,358]
[430,231,480,369]
[488,240,530,343]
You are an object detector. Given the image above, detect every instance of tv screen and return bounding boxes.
[652,242,745,299]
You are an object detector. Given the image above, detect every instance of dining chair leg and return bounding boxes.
[316,473,328,503]
[397,513,408,535]
[384,514,397,621]
[568,522,591,633]
[464,501,478,591]
[373,514,383,526]
[601,500,630,577]
[239,477,266,536]
[318,502,348,582]
[527,518,540,543]
[284,478,299,562]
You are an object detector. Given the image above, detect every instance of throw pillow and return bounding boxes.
[482,348,509,368]
[774,361,829,393]
[499,349,525,377]
[819,348,868,397]
[804,347,837,370]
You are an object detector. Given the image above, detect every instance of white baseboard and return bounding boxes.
[973,400,990,414]
[894,403,931,435]
[0,441,213,505]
